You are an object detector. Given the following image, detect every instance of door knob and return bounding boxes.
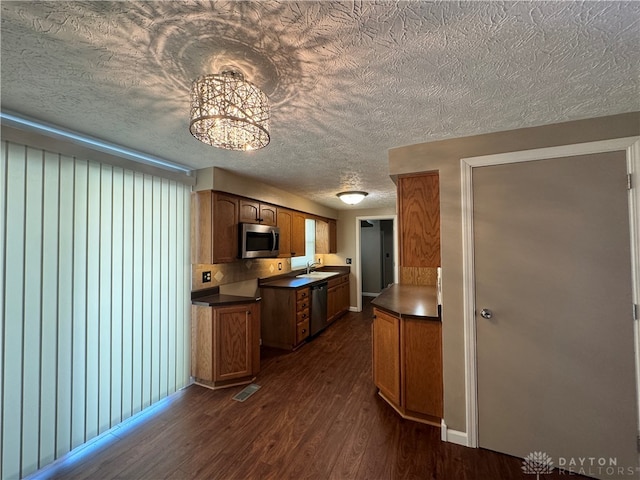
[480,308,493,319]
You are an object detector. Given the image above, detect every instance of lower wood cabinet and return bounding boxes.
[327,274,350,323]
[372,307,443,425]
[260,286,310,350]
[191,302,260,389]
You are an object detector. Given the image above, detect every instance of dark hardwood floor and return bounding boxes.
[36,297,590,480]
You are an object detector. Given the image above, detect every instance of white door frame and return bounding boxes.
[460,136,640,448]
[354,215,398,312]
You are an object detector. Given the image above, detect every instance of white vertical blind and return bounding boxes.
[1,140,191,479]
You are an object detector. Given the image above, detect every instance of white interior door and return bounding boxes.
[474,151,638,479]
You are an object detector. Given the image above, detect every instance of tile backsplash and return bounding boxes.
[192,257,293,291]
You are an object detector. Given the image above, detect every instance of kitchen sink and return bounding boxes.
[295,271,339,279]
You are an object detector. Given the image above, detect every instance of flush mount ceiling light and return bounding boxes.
[189,70,270,151]
[337,191,368,205]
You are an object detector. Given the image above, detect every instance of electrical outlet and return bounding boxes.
[346,258,352,264]
[202,271,211,283]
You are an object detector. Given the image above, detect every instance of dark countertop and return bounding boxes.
[191,286,260,307]
[371,284,440,320]
[259,266,350,289]
[192,294,261,307]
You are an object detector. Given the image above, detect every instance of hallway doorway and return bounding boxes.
[355,215,397,311]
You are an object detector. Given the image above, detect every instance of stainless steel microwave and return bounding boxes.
[239,223,280,258]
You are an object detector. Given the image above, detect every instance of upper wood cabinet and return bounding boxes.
[328,219,337,253]
[315,219,329,254]
[191,190,335,264]
[398,172,440,268]
[239,199,277,226]
[276,208,293,257]
[291,211,306,257]
[191,191,238,264]
[316,218,337,254]
[278,209,307,257]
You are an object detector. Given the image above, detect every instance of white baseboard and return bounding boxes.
[440,420,471,447]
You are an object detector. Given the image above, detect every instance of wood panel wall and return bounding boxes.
[1,140,191,479]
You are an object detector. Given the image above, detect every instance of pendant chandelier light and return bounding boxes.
[189,70,270,151]
[337,191,368,205]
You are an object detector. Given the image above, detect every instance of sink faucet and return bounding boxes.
[306,260,320,274]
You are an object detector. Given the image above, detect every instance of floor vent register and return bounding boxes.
[232,383,261,402]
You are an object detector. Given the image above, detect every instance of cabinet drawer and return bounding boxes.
[296,308,310,323]
[296,319,310,344]
[297,298,310,311]
[296,288,310,302]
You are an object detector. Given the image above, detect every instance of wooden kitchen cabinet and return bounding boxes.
[260,286,310,350]
[191,191,238,264]
[328,219,337,253]
[291,211,306,257]
[239,198,277,226]
[316,218,337,254]
[327,273,350,323]
[278,208,307,258]
[276,208,293,257]
[315,219,329,254]
[372,308,401,406]
[372,306,443,425]
[191,301,260,389]
[398,172,440,268]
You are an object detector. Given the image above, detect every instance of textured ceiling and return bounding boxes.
[1,1,639,209]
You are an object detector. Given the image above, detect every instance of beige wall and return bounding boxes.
[388,111,640,433]
[328,206,397,308]
[195,166,338,219]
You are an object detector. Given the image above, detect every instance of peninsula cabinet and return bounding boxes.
[191,302,260,389]
[372,294,443,426]
[191,191,239,264]
[372,308,401,405]
[260,286,310,350]
[372,285,443,426]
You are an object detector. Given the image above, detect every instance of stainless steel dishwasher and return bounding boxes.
[310,282,328,336]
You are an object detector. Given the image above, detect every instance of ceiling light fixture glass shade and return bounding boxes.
[337,191,368,205]
[189,71,270,151]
